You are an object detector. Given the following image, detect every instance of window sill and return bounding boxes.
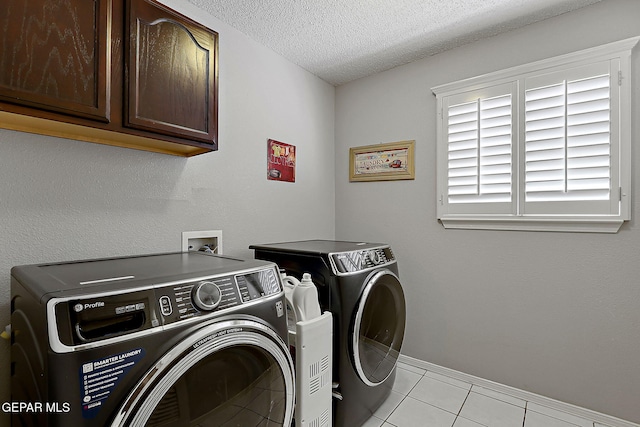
[439,216,625,233]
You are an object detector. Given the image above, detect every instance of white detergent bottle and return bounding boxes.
[280,271,300,331]
[292,273,321,321]
[280,271,298,308]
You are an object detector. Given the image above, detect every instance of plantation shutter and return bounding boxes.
[523,60,619,215]
[435,37,636,231]
[444,83,515,214]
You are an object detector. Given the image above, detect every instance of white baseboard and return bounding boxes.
[398,354,639,427]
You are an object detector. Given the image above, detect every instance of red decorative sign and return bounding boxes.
[267,139,296,183]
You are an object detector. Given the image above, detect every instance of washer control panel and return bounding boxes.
[53,267,282,348]
[158,267,281,325]
[330,246,396,275]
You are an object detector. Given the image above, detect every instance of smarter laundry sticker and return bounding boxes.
[79,348,145,419]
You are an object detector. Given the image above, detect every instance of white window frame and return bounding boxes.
[433,37,638,233]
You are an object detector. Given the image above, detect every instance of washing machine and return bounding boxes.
[10,251,295,427]
[250,240,406,427]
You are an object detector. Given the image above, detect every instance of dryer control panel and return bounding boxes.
[50,266,282,352]
[330,246,396,275]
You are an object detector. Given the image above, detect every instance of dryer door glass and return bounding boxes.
[353,269,406,386]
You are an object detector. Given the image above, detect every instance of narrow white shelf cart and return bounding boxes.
[293,312,333,427]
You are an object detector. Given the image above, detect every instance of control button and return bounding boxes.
[275,301,284,318]
[159,296,173,316]
[125,304,136,312]
[135,302,145,310]
[191,281,222,311]
[115,306,126,315]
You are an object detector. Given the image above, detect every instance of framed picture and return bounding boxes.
[267,139,296,183]
[349,140,415,182]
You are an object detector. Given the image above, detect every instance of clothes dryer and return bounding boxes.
[10,251,294,427]
[251,240,406,427]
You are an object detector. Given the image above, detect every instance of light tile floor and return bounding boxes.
[362,362,616,427]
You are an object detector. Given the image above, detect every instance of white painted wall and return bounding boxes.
[0,0,335,414]
[335,0,640,423]
[3,0,639,423]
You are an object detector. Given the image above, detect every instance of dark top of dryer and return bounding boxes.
[249,239,387,255]
[12,252,275,302]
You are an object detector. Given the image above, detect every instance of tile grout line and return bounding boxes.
[424,369,494,427]
[383,366,426,425]
[399,355,640,427]
[393,364,621,427]
[395,366,603,427]
[392,367,476,427]
[451,388,473,427]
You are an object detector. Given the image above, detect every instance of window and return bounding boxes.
[433,37,638,233]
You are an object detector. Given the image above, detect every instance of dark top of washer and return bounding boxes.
[250,239,387,255]
[12,252,274,302]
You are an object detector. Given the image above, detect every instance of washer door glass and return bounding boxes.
[112,320,294,427]
[353,269,406,386]
[146,346,285,426]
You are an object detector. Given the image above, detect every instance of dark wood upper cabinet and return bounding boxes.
[0,0,219,156]
[126,0,217,143]
[0,0,111,121]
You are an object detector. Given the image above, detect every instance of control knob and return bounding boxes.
[191,281,222,311]
[368,250,383,265]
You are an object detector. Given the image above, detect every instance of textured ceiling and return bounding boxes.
[187,0,602,86]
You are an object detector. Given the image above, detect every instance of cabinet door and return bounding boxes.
[0,0,111,121]
[126,0,218,145]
